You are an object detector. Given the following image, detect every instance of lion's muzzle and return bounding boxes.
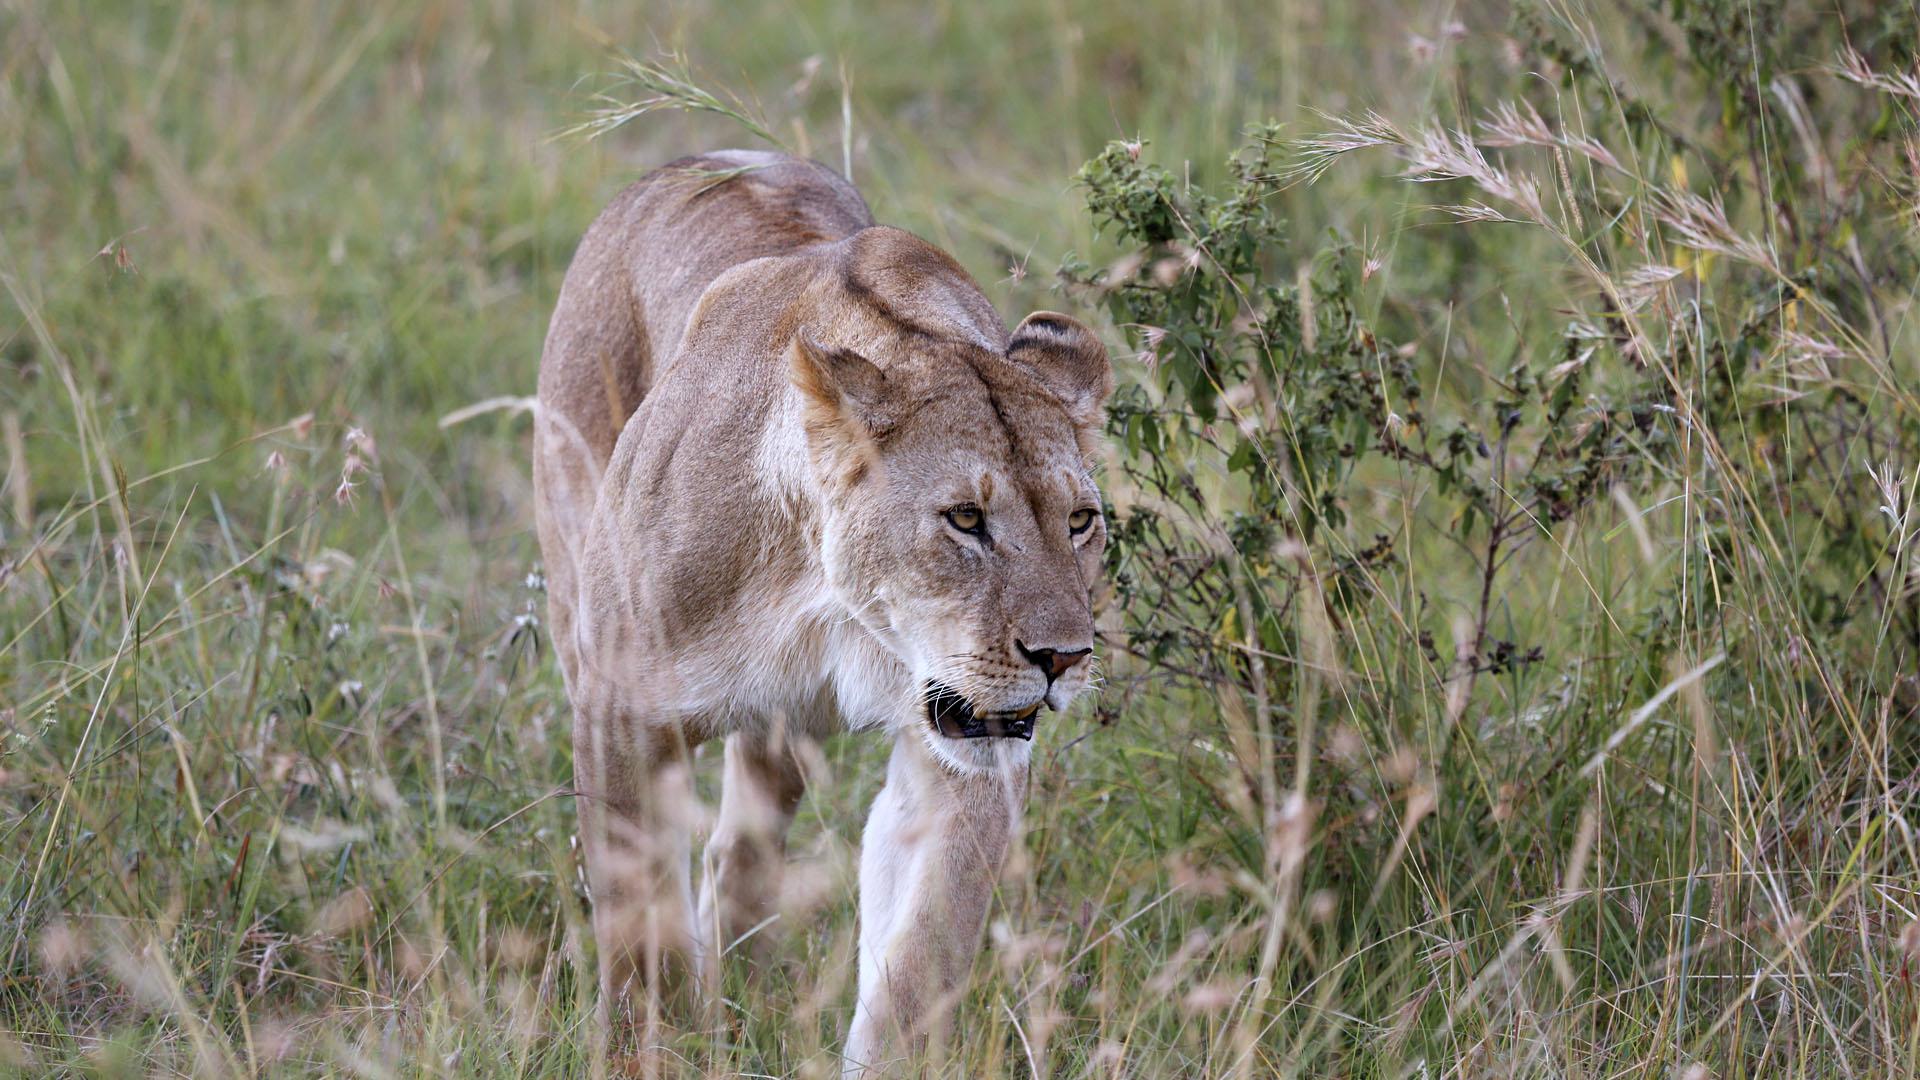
[926,683,1042,740]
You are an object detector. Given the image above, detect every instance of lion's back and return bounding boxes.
[534,151,873,694]
[538,151,874,474]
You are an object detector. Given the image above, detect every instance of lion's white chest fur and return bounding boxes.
[673,574,910,737]
[647,401,914,736]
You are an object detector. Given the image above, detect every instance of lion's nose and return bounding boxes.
[1016,640,1092,681]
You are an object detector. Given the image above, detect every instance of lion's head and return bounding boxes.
[791,303,1112,767]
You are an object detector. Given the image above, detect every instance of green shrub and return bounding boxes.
[1068,4,1920,1067]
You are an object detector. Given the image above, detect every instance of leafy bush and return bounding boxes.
[1069,134,1670,711]
[1066,3,1920,1068]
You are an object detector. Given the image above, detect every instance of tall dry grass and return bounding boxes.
[3,0,1917,1077]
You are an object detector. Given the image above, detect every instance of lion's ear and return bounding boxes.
[790,331,891,419]
[1007,312,1113,429]
[789,332,891,477]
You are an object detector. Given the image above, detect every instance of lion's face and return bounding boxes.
[793,313,1113,763]
[835,366,1106,732]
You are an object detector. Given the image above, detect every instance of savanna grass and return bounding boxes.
[3,0,1917,1077]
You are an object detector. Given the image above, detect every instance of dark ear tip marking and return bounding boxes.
[1013,313,1077,341]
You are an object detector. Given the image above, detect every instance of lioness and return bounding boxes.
[532,149,1111,1073]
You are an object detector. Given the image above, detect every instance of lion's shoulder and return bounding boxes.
[820,227,1009,357]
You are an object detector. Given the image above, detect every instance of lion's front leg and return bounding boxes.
[697,725,811,965]
[573,697,711,1035]
[843,733,1027,1077]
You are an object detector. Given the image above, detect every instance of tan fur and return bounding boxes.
[532,150,1112,1074]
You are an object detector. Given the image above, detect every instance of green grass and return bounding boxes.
[4,0,1919,1077]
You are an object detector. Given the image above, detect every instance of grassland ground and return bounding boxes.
[3,1,1918,1077]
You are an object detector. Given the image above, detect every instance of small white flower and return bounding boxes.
[1865,459,1908,530]
[1865,460,1920,575]
[343,426,379,464]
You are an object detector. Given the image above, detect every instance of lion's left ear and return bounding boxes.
[1006,312,1113,429]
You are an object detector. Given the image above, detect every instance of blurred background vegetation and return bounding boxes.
[3,0,1917,1076]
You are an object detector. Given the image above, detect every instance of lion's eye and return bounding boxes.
[1068,508,1098,535]
[945,505,986,536]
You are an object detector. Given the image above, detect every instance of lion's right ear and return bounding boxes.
[1007,312,1113,430]
[789,332,891,478]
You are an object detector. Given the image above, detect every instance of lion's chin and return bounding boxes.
[925,683,1041,741]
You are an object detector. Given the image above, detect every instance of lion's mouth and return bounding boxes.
[925,683,1041,740]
